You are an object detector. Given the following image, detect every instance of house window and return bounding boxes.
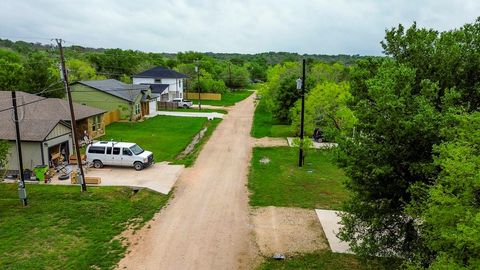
[135,103,141,115]
[91,115,102,131]
[154,79,162,83]
[179,80,182,88]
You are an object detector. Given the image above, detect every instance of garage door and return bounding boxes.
[149,100,157,115]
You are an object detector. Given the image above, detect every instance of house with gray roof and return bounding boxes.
[70,79,154,120]
[0,91,106,174]
[132,66,187,103]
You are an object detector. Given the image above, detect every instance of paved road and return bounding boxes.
[117,95,258,270]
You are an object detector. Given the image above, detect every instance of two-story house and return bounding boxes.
[132,66,187,102]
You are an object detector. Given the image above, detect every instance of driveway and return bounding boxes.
[50,162,183,194]
[148,111,224,119]
[117,94,258,269]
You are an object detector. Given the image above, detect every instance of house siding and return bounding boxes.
[133,77,154,84]
[7,141,44,172]
[70,84,131,120]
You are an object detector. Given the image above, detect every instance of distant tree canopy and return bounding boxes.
[0,38,364,97]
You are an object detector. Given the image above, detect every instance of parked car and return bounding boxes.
[86,141,154,171]
[172,98,193,108]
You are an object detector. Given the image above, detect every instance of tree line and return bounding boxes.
[257,18,480,269]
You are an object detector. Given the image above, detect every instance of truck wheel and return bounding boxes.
[134,162,144,171]
[93,160,103,168]
[183,104,189,108]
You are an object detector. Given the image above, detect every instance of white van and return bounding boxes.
[86,141,154,171]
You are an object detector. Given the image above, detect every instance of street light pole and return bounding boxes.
[298,59,306,167]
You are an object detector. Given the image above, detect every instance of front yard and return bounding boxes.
[0,184,169,269]
[248,147,348,209]
[99,115,209,163]
[249,147,387,269]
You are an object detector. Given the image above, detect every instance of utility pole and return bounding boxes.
[299,59,306,167]
[55,38,87,192]
[12,91,28,206]
[195,65,201,110]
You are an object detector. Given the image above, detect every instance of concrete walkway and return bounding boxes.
[50,162,183,194]
[148,110,224,119]
[315,209,352,254]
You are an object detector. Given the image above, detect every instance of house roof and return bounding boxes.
[147,84,169,94]
[0,119,70,141]
[77,79,151,102]
[0,91,105,141]
[134,66,187,79]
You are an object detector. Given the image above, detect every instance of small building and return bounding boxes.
[133,66,187,102]
[70,79,153,121]
[0,91,106,173]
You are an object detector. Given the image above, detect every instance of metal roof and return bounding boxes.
[77,79,150,102]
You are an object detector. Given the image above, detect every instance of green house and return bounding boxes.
[70,79,153,122]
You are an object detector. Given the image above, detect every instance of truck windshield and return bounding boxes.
[130,144,144,155]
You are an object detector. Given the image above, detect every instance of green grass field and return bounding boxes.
[251,101,293,138]
[0,184,169,270]
[257,251,385,270]
[100,116,208,162]
[248,147,348,209]
[190,90,253,106]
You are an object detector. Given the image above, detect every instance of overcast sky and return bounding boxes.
[0,0,478,55]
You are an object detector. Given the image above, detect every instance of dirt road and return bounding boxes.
[117,94,258,270]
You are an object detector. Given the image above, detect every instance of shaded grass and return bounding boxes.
[100,116,207,162]
[257,251,386,270]
[0,184,169,270]
[251,101,293,138]
[172,118,222,167]
[248,147,348,210]
[190,90,253,106]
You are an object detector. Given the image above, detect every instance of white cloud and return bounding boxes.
[0,0,478,55]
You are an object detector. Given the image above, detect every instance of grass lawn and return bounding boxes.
[251,101,293,138]
[172,108,228,114]
[248,147,348,210]
[189,90,253,106]
[0,184,169,270]
[99,116,208,162]
[257,251,385,270]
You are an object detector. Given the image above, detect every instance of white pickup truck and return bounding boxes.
[172,98,193,108]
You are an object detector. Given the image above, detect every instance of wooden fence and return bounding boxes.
[157,102,177,111]
[103,109,120,126]
[186,93,222,101]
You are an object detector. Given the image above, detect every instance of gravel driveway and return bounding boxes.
[117,94,258,269]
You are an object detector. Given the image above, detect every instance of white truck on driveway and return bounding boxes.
[86,141,154,171]
[172,98,193,108]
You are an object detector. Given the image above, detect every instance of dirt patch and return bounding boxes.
[254,137,289,147]
[251,206,329,256]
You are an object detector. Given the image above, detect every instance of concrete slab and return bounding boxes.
[147,111,224,119]
[287,137,338,149]
[315,209,352,254]
[50,162,184,194]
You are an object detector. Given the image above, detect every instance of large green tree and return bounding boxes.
[337,18,480,267]
[290,81,355,139]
